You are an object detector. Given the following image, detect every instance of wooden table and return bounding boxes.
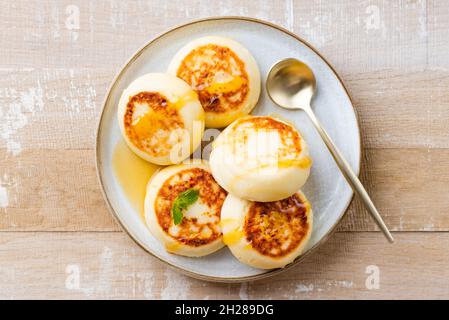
[1,0,448,299]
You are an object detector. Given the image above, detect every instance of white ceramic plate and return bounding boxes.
[96,17,361,282]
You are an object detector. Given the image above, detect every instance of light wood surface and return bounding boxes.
[0,0,448,299]
[1,232,448,299]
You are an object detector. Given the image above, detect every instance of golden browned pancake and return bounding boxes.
[210,116,312,202]
[227,116,304,162]
[123,92,184,158]
[117,73,205,165]
[154,167,226,247]
[244,194,310,258]
[176,43,249,114]
[221,191,313,269]
[145,161,227,257]
[168,36,260,128]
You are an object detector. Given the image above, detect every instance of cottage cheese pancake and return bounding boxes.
[210,116,312,202]
[168,36,260,128]
[117,73,205,165]
[145,161,227,257]
[221,191,313,269]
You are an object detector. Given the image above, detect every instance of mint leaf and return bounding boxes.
[178,189,199,206]
[171,189,199,225]
[172,203,183,225]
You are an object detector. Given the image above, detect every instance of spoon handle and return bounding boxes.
[304,108,394,243]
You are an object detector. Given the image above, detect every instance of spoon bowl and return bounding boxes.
[266,58,316,110]
[266,58,394,243]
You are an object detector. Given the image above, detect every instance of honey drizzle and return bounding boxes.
[112,140,160,221]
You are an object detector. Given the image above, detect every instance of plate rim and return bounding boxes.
[95,16,362,283]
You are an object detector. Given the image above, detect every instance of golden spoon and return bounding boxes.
[266,58,394,243]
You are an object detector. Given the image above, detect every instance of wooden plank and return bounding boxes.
[339,147,449,231]
[0,68,109,153]
[1,148,448,231]
[0,0,435,73]
[251,231,449,299]
[428,0,449,69]
[291,0,429,74]
[345,70,449,149]
[0,231,237,299]
[0,149,117,231]
[0,0,290,70]
[0,69,449,155]
[0,231,448,299]
[1,68,448,154]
